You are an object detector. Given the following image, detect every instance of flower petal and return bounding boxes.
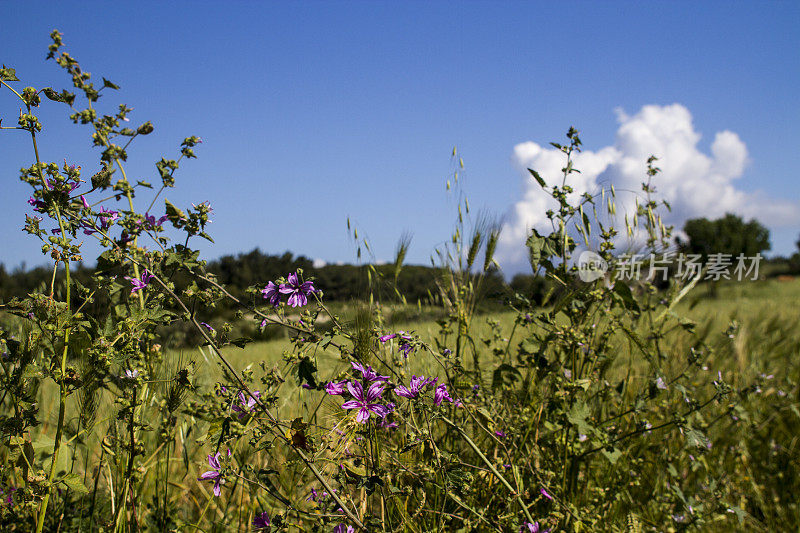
[356,408,370,423]
[365,382,384,402]
[347,381,363,401]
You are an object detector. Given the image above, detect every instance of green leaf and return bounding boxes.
[602,447,622,464]
[164,199,187,224]
[492,363,521,389]
[102,77,120,90]
[59,473,90,493]
[229,337,253,348]
[90,166,112,190]
[528,168,547,188]
[0,65,19,81]
[41,87,73,104]
[526,229,547,269]
[567,401,592,434]
[613,282,639,312]
[297,356,317,388]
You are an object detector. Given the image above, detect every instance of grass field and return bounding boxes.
[19,276,800,530]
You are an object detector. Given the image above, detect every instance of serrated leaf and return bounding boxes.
[567,401,592,434]
[59,473,90,493]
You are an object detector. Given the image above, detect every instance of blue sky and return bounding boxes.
[2,1,798,274]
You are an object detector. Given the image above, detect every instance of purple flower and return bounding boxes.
[495,430,506,438]
[261,281,281,307]
[200,322,214,332]
[142,212,169,229]
[434,384,454,406]
[326,381,348,395]
[279,272,317,307]
[27,196,47,213]
[124,269,154,295]
[380,418,399,429]
[521,523,551,533]
[394,375,436,399]
[379,332,414,356]
[98,206,118,229]
[399,342,414,357]
[253,511,271,530]
[198,452,223,497]
[351,362,389,382]
[333,525,354,533]
[540,487,553,501]
[341,381,389,423]
[231,390,261,417]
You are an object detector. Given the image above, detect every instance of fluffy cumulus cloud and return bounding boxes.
[497,104,799,271]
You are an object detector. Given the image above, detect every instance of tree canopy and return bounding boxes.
[679,213,770,259]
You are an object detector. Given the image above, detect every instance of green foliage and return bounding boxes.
[680,213,771,260]
[0,31,796,533]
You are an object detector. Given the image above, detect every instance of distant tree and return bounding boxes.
[788,233,800,274]
[679,213,770,260]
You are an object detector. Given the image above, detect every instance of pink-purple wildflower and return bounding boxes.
[279,272,317,307]
[142,212,169,229]
[231,390,261,417]
[253,511,271,530]
[351,362,389,382]
[261,281,281,307]
[394,375,436,399]
[434,384,454,406]
[326,380,348,395]
[521,522,550,533]
[27,196,47,213]
[198,452,223,497]
[124,269,154,295]
[333,525,354,533]
[341,381,389,423]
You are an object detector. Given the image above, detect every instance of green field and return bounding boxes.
[17,277,800,531]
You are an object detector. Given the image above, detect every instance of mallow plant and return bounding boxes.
[0,30,792,533]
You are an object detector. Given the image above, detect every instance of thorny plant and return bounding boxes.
[0,31,796,533]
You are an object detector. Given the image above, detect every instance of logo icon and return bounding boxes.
[577,251,608,282]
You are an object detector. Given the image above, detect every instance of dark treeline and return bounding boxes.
[0,248,551,311]
[4,243,798,313]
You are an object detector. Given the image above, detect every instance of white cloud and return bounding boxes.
[312,258,328,268]
[497,104,800,272]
